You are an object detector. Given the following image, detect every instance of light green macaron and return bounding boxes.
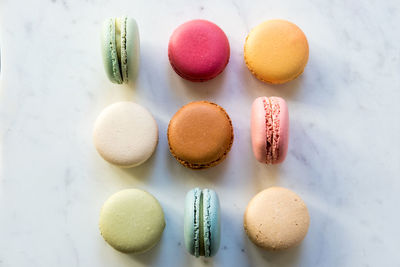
[99,189,165,254]
[101,16,139,84]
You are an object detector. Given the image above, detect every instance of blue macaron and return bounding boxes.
[101,16,140,84]
[184,188,221,257]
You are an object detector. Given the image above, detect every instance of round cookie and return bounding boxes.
[93,102,158,168]
[99,189,165,253]
[184,188,221,257]
[101,16,140,84]
[167,101,233,169]
[168,20,230,82]
[251,96,289,164]
[244,187,310,251]
[244,19,309,84]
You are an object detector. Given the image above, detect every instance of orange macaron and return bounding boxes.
[167,101,234,169]
[244,19,309,84]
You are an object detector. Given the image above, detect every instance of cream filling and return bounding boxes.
[114,17,128,83]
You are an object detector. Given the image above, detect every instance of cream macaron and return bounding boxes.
[244,187,310,251]
[93,102,158,168]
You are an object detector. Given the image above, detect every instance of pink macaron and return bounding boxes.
[168,19,230,82]
[251,97,289,164]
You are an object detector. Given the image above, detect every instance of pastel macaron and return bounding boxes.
[168,101,234,169]
[244,19,309,84]
[99,189,165,253]
[101,16,140,84]
[168,19,230,82]
[184,188,221,257]
[244,187,310,251]
[251,96,289,164]
[93,102,158,168]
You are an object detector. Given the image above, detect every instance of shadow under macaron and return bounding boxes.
[243,230,304,266]
[167,62,229,102]
[164,144,233,189]
[240,59,303,101]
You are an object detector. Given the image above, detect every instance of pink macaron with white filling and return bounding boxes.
[251,97,289,164]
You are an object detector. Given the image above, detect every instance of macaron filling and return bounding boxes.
[193,188,201,257]
[203,189,212,257]
[119,17,128,83]
[262,97,281,164]
[107,16,128,84]
[107,18,122,84]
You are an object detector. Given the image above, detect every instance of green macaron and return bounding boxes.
[99,189,165,254]
[184,188,221,257]
[101,16,139,84]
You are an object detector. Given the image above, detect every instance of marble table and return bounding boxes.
[0,0,399,266]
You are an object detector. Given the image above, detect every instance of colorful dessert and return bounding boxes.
[101,16,140,84]
[167,101,233,169]
[168,19,230,82]
[244,187,310,251]
[251,96,289,164]
[244,19,309,84]
[93,102,158,168]
[99,189,165,253]
[184,188,221,257]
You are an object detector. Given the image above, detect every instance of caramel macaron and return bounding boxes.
[244,187,310,251]
[167,101,234,169]
[244,19,309,84]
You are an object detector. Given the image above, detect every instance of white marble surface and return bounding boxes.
[1,0,400,266]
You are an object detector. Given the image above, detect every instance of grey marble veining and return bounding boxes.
[0,0,399,266]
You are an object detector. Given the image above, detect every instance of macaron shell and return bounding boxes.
[125,17,140,83]
[244,19,309,84]
[202,189,221,257]
[251,97,268,163]
[251,97,289,164]
[101,18,122,84]
[93,102,158,168]
[273,97,289,164]
[167,101,234,169]
[99,189,165,253]
[168,19,230,81]
[244,187,310,251]
[184,188,201,256]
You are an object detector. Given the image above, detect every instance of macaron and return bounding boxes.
[184,188,221,257]
[93,102,158,168]
[99,189,165,253]
[244,19,309,84]
[251,96,289,164]
[167,101,234,169]
[168,19,230,82]
[244,187,310,251]
[101,16,140,84]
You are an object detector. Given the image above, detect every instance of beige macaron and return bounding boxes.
[93,102,158,168]
[244,187,310,251]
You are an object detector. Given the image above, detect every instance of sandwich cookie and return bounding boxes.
[251,96,289,164]
[184,188,221,257]
[101,16,140,84]
[99,189,165,253]
[168,101,234,169]
[93,102,158,168]
[244,187,310,251]
[168,20,230,82]
[244,19,309,84]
